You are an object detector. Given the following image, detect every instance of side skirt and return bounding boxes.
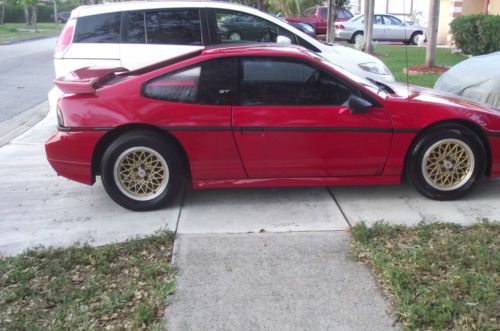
[193,176,401,189]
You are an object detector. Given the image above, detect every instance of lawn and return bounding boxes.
[0,23,62,44]
[351,221,499,330]
[0,231,175,330]
[373,45,467,88]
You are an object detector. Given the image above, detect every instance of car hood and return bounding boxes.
[321,44,395,82]
[388,82,500,115]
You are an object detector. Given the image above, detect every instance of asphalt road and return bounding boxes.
[0,37,57,122]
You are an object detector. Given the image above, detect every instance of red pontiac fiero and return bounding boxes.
[46,44,500,211]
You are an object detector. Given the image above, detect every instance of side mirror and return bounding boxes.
[277,35,292,44]
[348,95,372,114]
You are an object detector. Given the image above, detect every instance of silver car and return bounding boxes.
[335,14,425,45]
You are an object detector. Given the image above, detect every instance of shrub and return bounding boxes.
[450,14,500,55]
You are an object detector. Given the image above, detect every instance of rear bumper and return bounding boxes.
[334,30,353,41]
[45,130,106,185]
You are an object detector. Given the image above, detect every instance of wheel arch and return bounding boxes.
[91,123,191,179]
[403,119,492,179]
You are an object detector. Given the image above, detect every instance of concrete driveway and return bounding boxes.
[1,109,500,256]
[1,109,499,330]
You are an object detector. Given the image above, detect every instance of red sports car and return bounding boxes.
[46,44,500,211]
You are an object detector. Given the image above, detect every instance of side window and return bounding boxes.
[375,15,384,24]
[144,66,200,103]
[383,16,402,25]
[74,12,121,43]
[319,8,328,19]
[127,11,146,43]
[214,10,292,44]
[241,58,352,106]
[143,58,238,105]
[145,9,202,45]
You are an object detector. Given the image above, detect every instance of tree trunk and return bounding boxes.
[24,5,30,25]
[53,0,58,24]
[31,5,38,32]
[326,0,336,43]
[425,0,440,67]
[363,0,374,53]
[0,0,5,25]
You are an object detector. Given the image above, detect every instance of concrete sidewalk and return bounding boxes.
[1,110,500,330]
[166,232,397,331]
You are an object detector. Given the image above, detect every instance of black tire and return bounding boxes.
[409,31,423,45]
[100,130,185,211]
[406,126,486,200]
[350,31,364,44]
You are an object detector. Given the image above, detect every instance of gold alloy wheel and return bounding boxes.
[422,138,475,191]
[113,147,169,201]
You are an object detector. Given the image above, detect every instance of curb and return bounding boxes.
[0,101,49,147]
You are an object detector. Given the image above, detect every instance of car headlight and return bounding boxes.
[300,24,314,34]
[358,62,391,75]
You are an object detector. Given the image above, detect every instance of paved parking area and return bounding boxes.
[1,110,499,256]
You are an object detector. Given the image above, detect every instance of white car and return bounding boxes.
[50,1,394,110]
[335,14,425,45]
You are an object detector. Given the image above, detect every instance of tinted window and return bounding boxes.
[74,12,121,43]
[145,9,201,45]
[241,58,351,106]
[144,66,201,103]
[143,58,238,105]
[127,11,146,43]
[215,10,294,44]
[319,8,328,19]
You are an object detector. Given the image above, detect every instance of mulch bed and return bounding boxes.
[403,65,449,75]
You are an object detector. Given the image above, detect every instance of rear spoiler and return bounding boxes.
[54,67,129,94]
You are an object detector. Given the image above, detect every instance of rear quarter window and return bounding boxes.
[124,9,202,45]
[74,12,121,43]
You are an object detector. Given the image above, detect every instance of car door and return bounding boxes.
[141,57,246,180]
[382,15,404,40]
[372,15,386,40]
[232,57,393,179]
[120,8,207,70]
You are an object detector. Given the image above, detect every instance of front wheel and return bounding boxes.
[409,32,423,45]
[100,131,185,211]
[406,127,486,200]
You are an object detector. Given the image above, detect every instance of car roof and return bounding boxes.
[72,0,265,17]
[201,43,313,58]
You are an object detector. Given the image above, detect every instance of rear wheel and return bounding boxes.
[406,126,486,200]
[351,31,364,44]
[100,131,185,211]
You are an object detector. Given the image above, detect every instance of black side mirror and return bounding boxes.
[348,95,372,114]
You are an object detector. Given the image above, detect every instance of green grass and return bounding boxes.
[0,231,176,330]
[0,23,62,44]
[373,45,467,87]
[351,220,499,330]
